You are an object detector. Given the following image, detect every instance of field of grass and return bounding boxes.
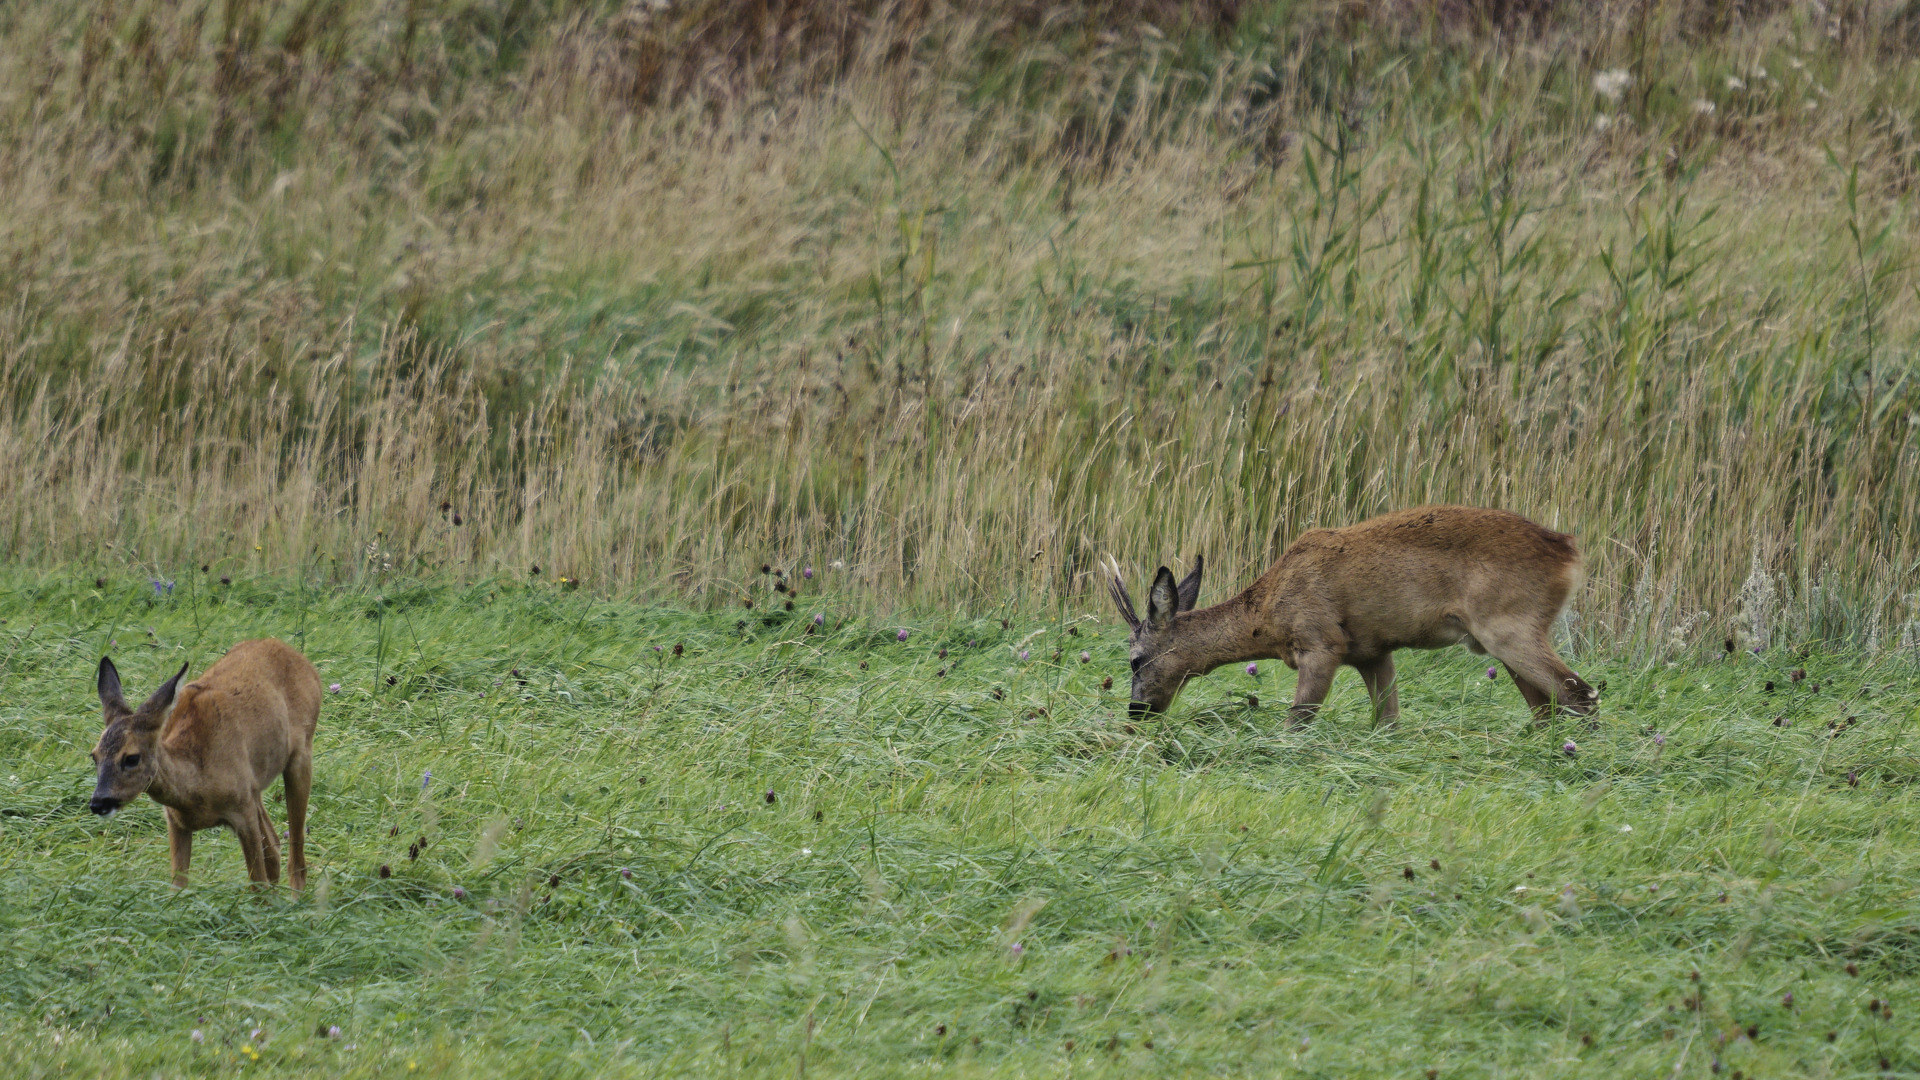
[2,0,1919,645]
[3,2,1920,1076]
[1,571,1915,1077]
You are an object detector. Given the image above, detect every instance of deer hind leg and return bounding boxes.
[1287,651,1341,728]
[1354,655,1400,725]
[165,807,194,889]
[284,752,312,892]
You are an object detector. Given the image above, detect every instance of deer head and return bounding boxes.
[89,657,187,817]
[1105,555,1203,716]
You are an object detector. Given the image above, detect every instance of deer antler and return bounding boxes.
[1103,555,1140,631]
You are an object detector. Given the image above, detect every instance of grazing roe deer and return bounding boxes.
[1106,505,1597,723]
[89,639,321,889]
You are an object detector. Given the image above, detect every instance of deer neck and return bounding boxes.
[1173,594,1288,675]
[141,725,203,810]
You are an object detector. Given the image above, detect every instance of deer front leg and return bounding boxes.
[229,809,271,886]
[254,799,282,886]
[165,807,194,889]
[1288,651,1340,727]
[1355,654,1399,725]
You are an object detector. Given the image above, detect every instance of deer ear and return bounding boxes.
[1146,566,1179,631]
[136,662,189,721]
[97,657,126,713]
[1175,555,1204,613]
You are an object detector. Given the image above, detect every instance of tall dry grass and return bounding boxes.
[1,0,1918,653]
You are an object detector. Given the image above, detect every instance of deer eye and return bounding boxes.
[120,754,141,769]
[1129,656,1145,673]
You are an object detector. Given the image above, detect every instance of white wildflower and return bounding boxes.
[1726,76,1746,91]
[1593,69,1632,103]
[1594,115,1613,132]
[1692,99,1716,116]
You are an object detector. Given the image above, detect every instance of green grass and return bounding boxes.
[1,570,1916,1077]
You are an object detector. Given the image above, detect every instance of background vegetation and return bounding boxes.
[0,574,1914,1076]
[3,0,1920,650]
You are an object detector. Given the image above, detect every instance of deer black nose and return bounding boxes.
[1128,700,1152,719]
[90,796,121,816]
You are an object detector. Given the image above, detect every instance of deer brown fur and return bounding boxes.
[1107,505,1597,723]
[89,639,321,889]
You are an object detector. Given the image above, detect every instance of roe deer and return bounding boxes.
[1106,505,1597,723]
[89,639,321,889]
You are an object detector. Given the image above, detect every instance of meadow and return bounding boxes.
[4,0,1920,1075]
[0,571,1915,1077]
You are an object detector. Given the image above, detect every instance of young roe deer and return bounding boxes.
[1106,505,1597,723]
[89,639,321,889]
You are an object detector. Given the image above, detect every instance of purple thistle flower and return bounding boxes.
[1019,649,1029,661]
[1246,663,1259,677]
[1080,651,1091,663]
[421,770,432,791]
[897,628,910,642]
[328,683,341,694]
[1782,992,1794,1008]
[1009,941,1024,957]
[653,644,663,652]
[1486,666,1498,679]
[1563,740,1578,758]
[327,1025,342,1039]
[1653,732,1666,747]
[620,867,633,880]
[803,567,813,579]
[813,613,824,626]
[452,887,468,900]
